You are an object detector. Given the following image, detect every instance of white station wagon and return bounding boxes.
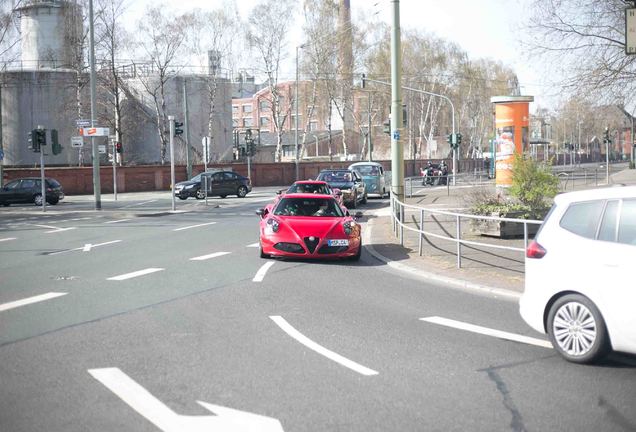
[520,185,636,363]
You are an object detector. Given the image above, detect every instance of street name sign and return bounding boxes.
[98,144,106,154]
[88,368,284,432]
[76,119,91,127]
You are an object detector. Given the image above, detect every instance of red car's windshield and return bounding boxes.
[274,197,344,217]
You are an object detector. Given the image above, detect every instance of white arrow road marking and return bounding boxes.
[420,316,553,349]
[0,292,67,312]
[105,219,131,224]
[246,243,259,248]
[108,268,164,281]
[173,222,217,232]
[0,237,16,242]
[33,224,77,234]
[253,262,275,282]
[270,316,379,376]
[48,240,122,256]
[190,252,230,261]
[88,368,284,432]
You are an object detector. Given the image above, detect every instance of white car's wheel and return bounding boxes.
[547,294,609,364]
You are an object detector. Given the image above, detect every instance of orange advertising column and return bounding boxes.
[491,96,534,187]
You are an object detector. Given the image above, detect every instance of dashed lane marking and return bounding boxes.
[189,251,231,261]
[104,219,131,224]
[253,261,275,282]
[173,222,217,231]
[0,292,67,312]
[420,316,552,349]
[246,243,259,248]
[0,237,16,242]
[270,315,379,376]
[107,268,164,281]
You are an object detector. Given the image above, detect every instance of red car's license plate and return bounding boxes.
[328,239,349,246]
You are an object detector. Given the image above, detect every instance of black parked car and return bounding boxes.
[316,168,367,208]
[174,171,252,200]
[0,177,64,206]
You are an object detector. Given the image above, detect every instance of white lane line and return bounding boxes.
[246,243,259,248]
[420,316,553,349]
[107,268,164,281]
[270,315,379,376]
[0,292,67,312]
[253,261,275,282]
[46,227,76,234]
[105,219,131,224]
[173,221,217,231]
[190,251,231,261]
[121,200,157,208]
[48,240,122,256]
[0,237,17,242]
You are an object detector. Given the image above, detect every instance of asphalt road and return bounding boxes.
[1,190,635,432]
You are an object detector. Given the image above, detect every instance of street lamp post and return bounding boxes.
[295,44,306,181]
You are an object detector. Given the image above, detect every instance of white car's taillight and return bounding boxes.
[526,240,546,259]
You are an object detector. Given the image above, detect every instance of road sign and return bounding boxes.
[627,8,636,54]
[202,136,211,160]
[82,127,110,137]
[392,130,400,140]
[71,136,84,148]
[76,119,91,127]
[88,368,284,432]
[0,149,4,161]
[98,144,106,154]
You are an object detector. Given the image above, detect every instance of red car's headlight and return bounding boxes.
[343,220,356,235]
[266,218,280,233]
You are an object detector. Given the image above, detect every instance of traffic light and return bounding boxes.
[447,134,453,146]
[115,142,123,153]
[35,128,47,148]
[383,119,390,135]
[28,130,39,153]
[174,121,184,136]
[603,127,611,144]
[51,129,62,155]
[456,133,462,147]
[361,73,366,89]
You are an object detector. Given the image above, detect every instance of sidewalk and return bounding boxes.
[363,168,636,299]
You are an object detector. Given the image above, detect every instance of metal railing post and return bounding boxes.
[419,208,424,256]
[400,203,404,246]
[456,214,462,268]
[524,222,529,252]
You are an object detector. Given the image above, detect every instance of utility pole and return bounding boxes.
[367,94,373,162]
[183,79,191,180]
[390,0,403,202]
[89,0,101,209]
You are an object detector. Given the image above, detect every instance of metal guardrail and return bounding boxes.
[404,171,491,198]
[389,194,543,269]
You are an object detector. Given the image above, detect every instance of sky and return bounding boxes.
[125,0,549,107]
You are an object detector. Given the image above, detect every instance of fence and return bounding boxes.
[389,194,543,269]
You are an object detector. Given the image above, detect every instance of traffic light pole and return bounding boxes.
[88,0,101,210]
[111,138,118,201]
[363,77,457,186]
[169,116,176,211]
[390,0,404,202]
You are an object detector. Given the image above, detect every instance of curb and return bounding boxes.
[362,215,521,301]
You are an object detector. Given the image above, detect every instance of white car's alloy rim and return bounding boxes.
[552,302,597,356]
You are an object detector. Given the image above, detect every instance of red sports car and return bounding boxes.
[256,193,362,260]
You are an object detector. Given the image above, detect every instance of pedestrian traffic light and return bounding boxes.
[115,142,123,153]
[51,129,62,155]
[35,128,47,148]
[174,121,184,136]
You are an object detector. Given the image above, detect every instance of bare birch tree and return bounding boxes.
[524,0,636,101]
[245,0,295,162]
[135,5,192,164]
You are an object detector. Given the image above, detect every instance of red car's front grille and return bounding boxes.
[303,237,320,254]
[274,242,305,254]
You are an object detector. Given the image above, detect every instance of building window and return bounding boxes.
[242,104,252,113]
[243,117,254,127]
[232,105,239,114]
[309,121,318,131]
[260,116,270,127]
[259,100,269,111]
[232,118,239,127]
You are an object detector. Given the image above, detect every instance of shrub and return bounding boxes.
[509,154,558,214]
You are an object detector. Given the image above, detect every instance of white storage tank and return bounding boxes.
[16,0,82,70]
